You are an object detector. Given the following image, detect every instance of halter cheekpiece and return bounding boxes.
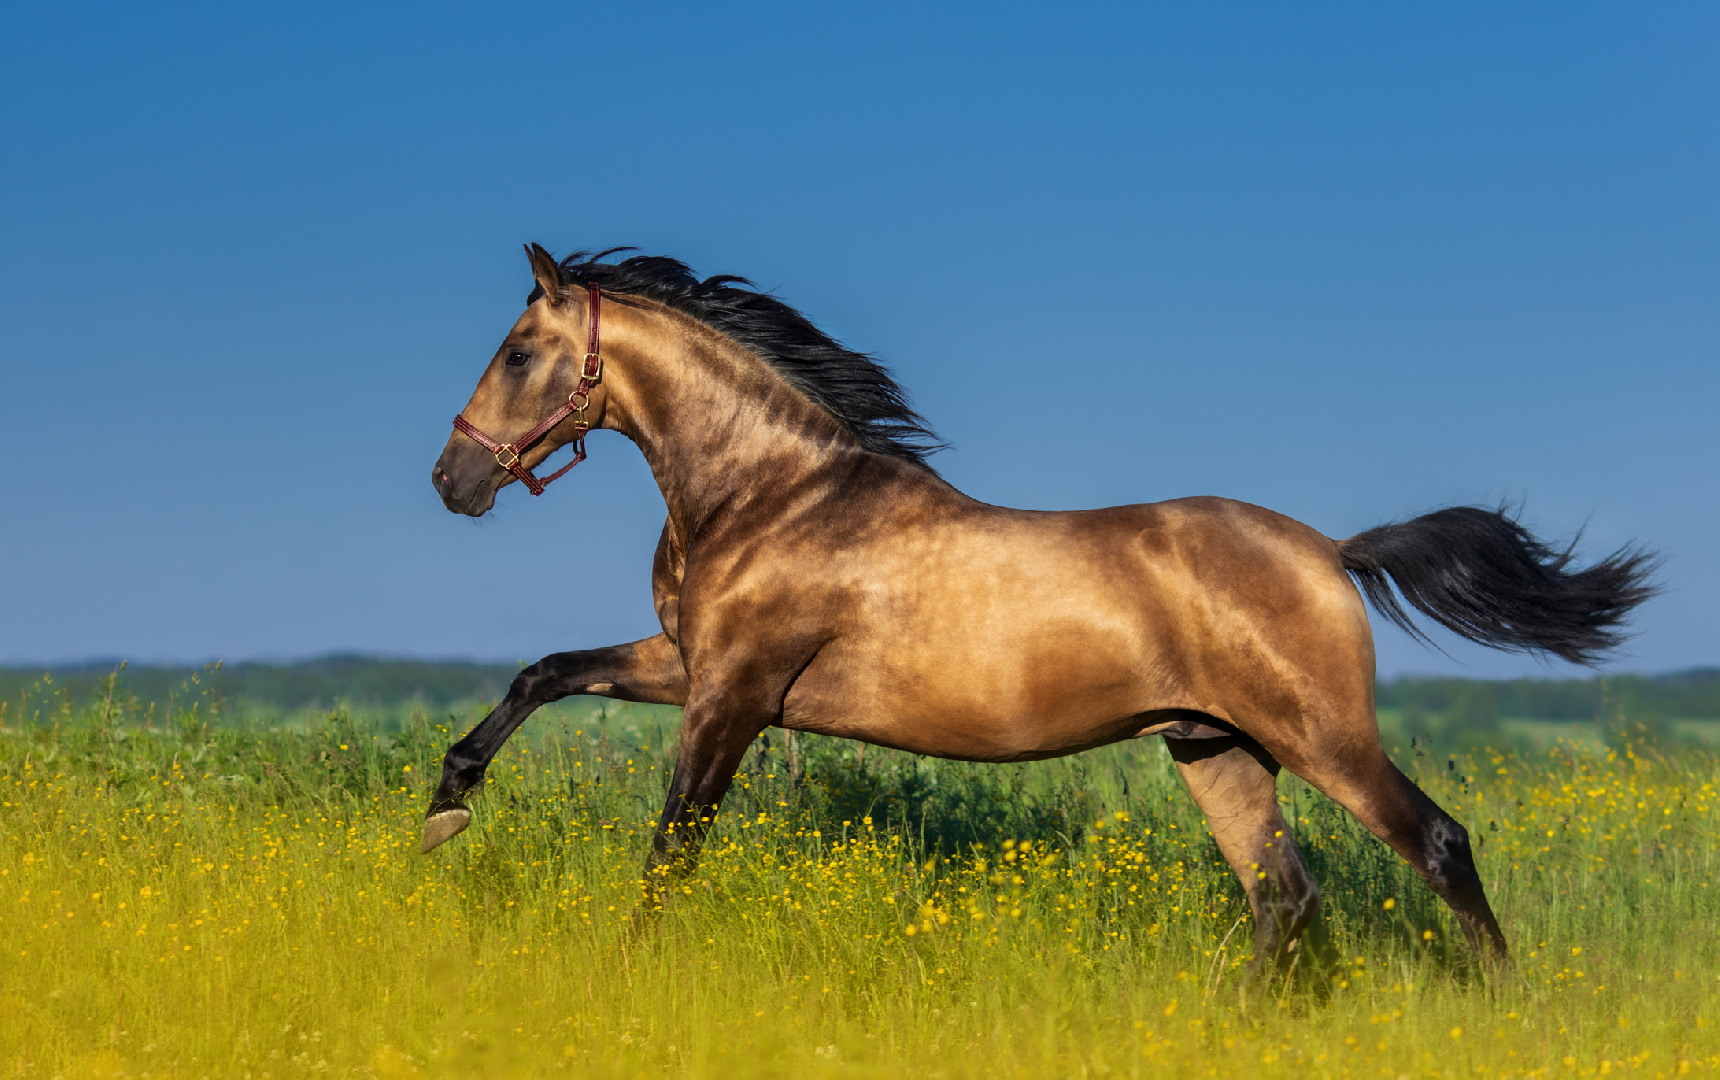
[451,282,604,496]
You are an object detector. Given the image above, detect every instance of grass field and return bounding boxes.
[3,687,1717,1078]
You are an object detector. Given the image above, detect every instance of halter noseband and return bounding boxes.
[451,282,604,496]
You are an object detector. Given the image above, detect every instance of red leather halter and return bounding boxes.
[451,282,604,496]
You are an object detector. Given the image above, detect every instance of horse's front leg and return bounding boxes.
[421,634,687,853]
[637,688,776,914]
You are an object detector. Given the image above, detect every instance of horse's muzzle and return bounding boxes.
[431,445,499,517]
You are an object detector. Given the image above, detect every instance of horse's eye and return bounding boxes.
[506,351,529,367]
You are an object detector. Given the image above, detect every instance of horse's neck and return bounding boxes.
[602,309,860,538]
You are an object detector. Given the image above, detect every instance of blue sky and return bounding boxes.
[2,2,1715,678]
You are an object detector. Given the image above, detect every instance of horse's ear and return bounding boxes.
[524,242,563,305]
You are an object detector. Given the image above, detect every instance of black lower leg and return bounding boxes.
[639,792,719,913]
[422,638,687,853]
[427,657,575,813]
[1333,759,1510,961]
[636,717,762,915]
[1250,844,1322,974]
[1418,811,1508,957]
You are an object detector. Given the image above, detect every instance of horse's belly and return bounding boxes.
[779,624,1172,762]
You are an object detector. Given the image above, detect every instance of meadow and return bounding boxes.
[2,673,1717,1078]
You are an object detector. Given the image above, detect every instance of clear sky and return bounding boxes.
[2,2,1715,679]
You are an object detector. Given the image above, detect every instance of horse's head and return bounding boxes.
[432,244,611,516]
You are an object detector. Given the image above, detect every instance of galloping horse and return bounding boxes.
[425,245,1653,973]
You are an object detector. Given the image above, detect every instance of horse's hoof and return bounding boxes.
[421,807,472,853]
[626,905,664,942]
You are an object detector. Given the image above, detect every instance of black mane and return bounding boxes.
[538,248,945,467]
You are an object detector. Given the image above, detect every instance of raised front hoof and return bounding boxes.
[421,806,472,853]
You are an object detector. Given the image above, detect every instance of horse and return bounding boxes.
[424,243,1655,976]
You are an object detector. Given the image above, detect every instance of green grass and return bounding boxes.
[2,696,1717,1078]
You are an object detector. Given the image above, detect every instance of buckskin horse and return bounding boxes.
[424,244,1654,975]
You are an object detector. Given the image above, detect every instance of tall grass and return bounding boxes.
[2,691,1716,1078]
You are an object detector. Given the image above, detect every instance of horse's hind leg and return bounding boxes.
[1293,743,1507,959]
[1166,733,1321,979]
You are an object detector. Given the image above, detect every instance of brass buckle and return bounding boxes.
[494,444,521,469]
[582,352,603,384]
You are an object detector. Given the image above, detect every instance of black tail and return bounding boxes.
[1338,506,1658,666]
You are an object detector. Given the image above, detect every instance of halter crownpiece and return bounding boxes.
[451,282,604,496]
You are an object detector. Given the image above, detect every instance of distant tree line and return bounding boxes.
[0,655,517,717]
[2,657,1718,726]
[1377,670,1720,725]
